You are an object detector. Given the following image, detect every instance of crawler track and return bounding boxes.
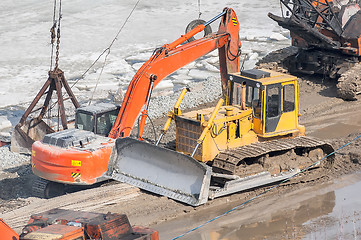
[212,136,334,176]
[258,48,361,101]
[32,178,65,199]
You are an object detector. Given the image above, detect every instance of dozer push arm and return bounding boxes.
[108,8,241,139]
[191,98,224,157]
[156,87,190,145]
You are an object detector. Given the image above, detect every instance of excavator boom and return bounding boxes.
[109,7,241,138]
[105,8,242,206]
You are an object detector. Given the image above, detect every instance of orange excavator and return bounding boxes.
[31,7,241,198]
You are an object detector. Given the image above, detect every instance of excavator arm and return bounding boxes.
[108,8,241,139]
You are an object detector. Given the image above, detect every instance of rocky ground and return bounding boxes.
[1,55,361,238]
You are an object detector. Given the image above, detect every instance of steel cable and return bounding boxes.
[50,0,57,70]
[71,0,142,91]
[88,0,141,105]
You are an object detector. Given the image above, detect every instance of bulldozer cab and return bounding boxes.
[228,69,304,138]
[75,103,120,137]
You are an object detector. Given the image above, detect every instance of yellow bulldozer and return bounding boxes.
[106,68,334,206]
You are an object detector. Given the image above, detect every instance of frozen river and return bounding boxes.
[0,0,290,110]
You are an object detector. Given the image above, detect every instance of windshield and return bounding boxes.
[96,109,118,136]
[232,82,262,118]
[75,112,95,132]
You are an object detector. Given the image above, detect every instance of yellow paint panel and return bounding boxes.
[32,150,36,157]
[232,17,238,26]
[71,160,81,166]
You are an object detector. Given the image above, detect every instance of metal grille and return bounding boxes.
[176,118,202,158]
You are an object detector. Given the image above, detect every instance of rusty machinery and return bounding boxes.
[11,0,80,153]
[268,0,361,100]
[0,208,158,240]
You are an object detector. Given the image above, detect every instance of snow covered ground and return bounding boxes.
[0,0,290,129]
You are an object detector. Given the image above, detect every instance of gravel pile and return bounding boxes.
[148,76,222,119]
[0,145,30,170]
[0,74,222,171]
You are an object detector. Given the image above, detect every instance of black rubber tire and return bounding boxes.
[185,19,212,43]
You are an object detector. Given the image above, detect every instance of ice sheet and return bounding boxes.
[0,0,289,112]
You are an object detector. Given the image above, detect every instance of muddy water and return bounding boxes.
[303,99,361,140]
[303,176,361,239]
[153,173,361,239]
[311,122,361,140]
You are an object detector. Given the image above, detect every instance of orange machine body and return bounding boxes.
[0,218,19,240]
[32,8,241,186]
[32,140,113,184]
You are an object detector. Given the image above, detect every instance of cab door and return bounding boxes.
[265,84,282,133]
[264,83,298,135]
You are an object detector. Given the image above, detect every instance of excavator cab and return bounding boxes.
[75,103,120,137]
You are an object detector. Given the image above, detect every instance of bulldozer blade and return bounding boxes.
[106,137,212,206]
[11,119,54,153]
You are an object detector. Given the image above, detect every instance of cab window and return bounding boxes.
[267,85,280,118]
[76,112,94,132]
[252,87,261,119]
[96,109,118,136]
[232,82,243,105]
[246,86,253,106]
[283,84,295,112]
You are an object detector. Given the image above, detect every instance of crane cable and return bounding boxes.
[88,0,141,105]
[197,0,202,19]
[47,0,62,121]
[49,0,62,71]
[171,134,361,239]
[54,0,62,70]
[66,0,140,105]
[50,0,57,70]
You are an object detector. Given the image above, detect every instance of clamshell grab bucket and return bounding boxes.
[11,119,54,153]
